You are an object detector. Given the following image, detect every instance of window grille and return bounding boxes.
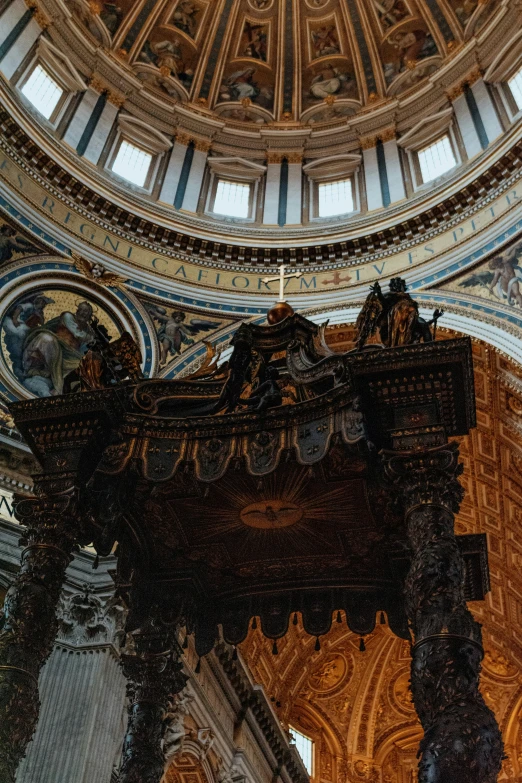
[289,726,314,775]
[318,178,354,217]
[214,180,251,218]
[111,140,153,187]
[21,64,63,119]
[418,135,457,183]
[508,65,522,110]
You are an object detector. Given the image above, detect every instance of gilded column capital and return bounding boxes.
[466,66,483,86]
[266,152,285,164]
[359,135,377,150]
[88,74,106,93]
[193,137,212,153]
[379,126,396,143]
[175,131,193,147]
[286,152,303,164]
[446,67,484,101]
[107,90,126,108]
[446,82,465,101]
[173,132,211,151]
[24,0,51,28]
[88,74,125,107]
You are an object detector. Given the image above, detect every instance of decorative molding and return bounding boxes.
[36,37,87,92]
[207,157,266,181]
[117,114,172,153]
[303,154,362,181]
[0,105,521,268]
[484,29,522,83]
[397,108,454,151]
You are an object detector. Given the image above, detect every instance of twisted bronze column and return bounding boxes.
[0,482,81,782]
[384,442,503,783]
[118,626,188,783]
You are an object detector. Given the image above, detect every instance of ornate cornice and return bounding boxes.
[0,106,521,268]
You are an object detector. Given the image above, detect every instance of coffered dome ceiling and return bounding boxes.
[69,0,499,128]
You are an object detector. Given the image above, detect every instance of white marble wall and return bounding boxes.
[182,148,208,212]
[83,102,119,165]
[471,80,503,143]
[0,0,41,81]
[263,163,281,224]
[63,89,103,150]
[0,519,306,783]
[286,163,303,225]
[17,646,126,783]
[383,139,406,203]
[453,93,482,159]
[160,141,189,204]
[363,146,383,211]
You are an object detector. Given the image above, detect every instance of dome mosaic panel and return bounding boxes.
[69,0,500,127]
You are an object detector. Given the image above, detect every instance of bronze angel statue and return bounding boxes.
[355,277,444,350]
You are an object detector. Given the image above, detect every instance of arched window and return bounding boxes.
[289,726,314,775]
[507,64,522,111]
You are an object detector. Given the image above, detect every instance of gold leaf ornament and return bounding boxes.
[72,254,128,290]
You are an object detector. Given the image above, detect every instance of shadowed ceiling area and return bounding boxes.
[239,334,522,781]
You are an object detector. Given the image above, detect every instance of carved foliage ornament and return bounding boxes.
[57,587,126,647]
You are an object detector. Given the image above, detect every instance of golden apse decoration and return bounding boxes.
[239,331,522,782]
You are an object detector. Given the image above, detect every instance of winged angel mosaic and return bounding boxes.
[145,303,223,367]
[456,239,522,307]
[0,222,41,265]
